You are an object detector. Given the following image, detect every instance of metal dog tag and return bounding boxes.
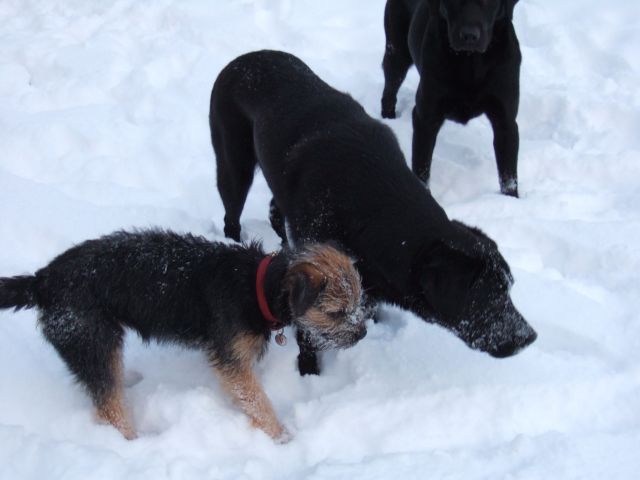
[275,331,287,346]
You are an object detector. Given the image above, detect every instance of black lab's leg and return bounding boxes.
[487,108,519,197]
[296,329,320,376]
[381,0,413,119]
[411,98,444,187]
[269,198,288,245]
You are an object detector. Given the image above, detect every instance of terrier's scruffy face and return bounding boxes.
[286,245,366,350]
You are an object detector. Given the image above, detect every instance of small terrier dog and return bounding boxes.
[0,230,366,441]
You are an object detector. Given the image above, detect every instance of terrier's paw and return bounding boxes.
[275,427,293,444]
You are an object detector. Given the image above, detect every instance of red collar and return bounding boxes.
[256,255,285,330]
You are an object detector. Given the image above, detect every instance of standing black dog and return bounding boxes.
[210,50,536,375]
[381,0,521,197]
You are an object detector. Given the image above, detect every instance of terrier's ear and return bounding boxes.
[288,267,325,317]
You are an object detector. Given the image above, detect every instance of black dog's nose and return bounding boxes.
[459,26,481,44]
[491,328,538,358]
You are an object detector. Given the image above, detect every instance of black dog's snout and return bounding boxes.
[522,328,538,349]
[491,328,538,358]
[459,26,481,44]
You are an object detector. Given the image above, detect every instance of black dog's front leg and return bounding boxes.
[411,102,444,187]
[269,198,288,245]
[487,110,519,197]
[296,329,320,376]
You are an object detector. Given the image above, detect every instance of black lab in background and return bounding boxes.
[382,0,521,197]
[210,50,536,375]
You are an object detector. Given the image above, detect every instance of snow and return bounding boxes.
[1,0,639,478]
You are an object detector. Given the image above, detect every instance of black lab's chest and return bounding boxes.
[420,49,503,123]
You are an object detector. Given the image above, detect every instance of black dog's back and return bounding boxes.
[210,50,345,241]
[211,50,449,253]
[211,50,356,178]
[211,50,386,226]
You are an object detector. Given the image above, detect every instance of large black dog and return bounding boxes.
[381,0,521,197]
[210,50,536,375]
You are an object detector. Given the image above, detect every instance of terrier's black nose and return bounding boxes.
[356,326,367,341]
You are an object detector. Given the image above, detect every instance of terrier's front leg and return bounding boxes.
[216,363,289,442]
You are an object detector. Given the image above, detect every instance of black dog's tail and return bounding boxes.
[0,275,38,311]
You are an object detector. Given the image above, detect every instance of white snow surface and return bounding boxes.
[1,0,639,478]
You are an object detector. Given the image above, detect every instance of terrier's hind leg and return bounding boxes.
[94,346,136,440]
[40,309,136,440]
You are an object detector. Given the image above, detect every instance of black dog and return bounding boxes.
[210,50,536,375]
[0,230,366,440]
[381,0,521,197]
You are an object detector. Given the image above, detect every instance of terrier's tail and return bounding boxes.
[0,275,38,311]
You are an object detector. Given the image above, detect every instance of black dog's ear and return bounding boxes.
[451,220,499,249]
[287,268,325,317]
[418,241,483,320]
[451,220,513,283]
[426,0,441,16]
[498,0,519,20]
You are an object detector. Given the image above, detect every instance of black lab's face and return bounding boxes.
[418,221,536,357]
[438,0,518,53]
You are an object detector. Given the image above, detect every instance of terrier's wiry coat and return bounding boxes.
[0,230,366,441]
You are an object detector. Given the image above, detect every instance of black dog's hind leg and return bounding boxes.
[211,110,257,242]
[40,308,135,439]
[381,0,413,119]
[411,94,444,186]
[487,108,519,197]
[269,198,288,245]
[296,329,320,376]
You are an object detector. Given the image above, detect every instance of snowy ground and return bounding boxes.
[1,0,639,478]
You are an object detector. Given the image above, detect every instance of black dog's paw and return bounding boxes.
[500,179,519,198]
[381,106,397,119]
[297,353,320,376]
[504,189,519,198]
[223,225,241,243]
[381,96,398,119]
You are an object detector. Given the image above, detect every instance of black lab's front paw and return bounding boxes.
[297,352,320,376]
